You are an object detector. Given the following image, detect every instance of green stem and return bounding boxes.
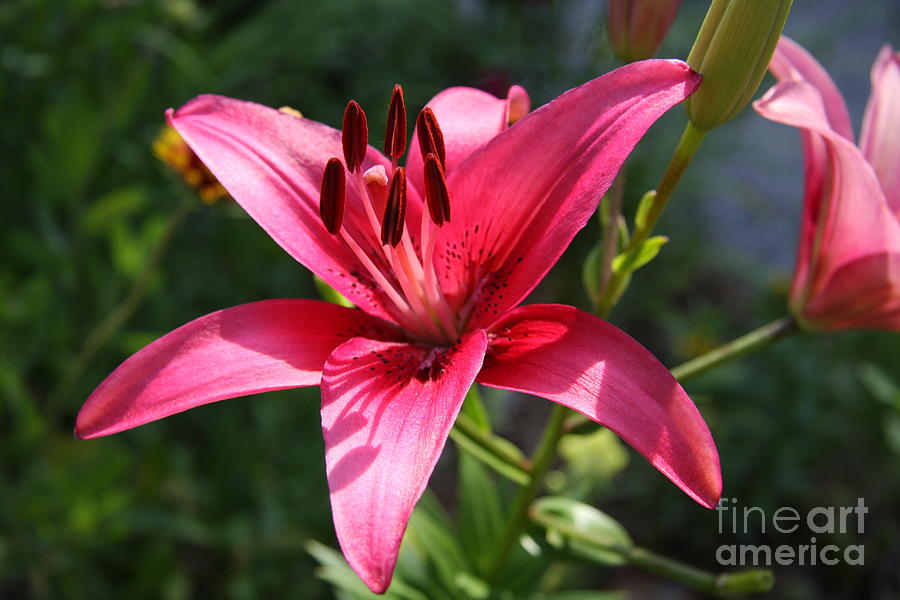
[594,121,706,317]
[632,120,706,250]
[48,201,193,411]
[451,413,533,484]
[488,403,569,580]
[529,509,774,596]
[596,171,626,304]
[670,316,797,382]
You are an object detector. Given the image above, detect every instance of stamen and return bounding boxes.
[278,106,303,118]
[381,167,407,247]
[416,107,446,170]
[383,84,407,159]
[319,158,345,234]
[423,153,451,225]
[341,100,368,173]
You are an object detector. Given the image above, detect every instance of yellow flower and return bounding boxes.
[153,125,228,204]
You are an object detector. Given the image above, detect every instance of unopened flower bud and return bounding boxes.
[685,0,792,131]
[608,0,682,63]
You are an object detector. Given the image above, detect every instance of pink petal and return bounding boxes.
[768,36,854,141]
[802,253,900,331]
[168,95,420,321]
[320,330,488,593]
[406,86,519,196]
[436,60,700,328]
[477,304,722,508]
[76,300,398,439]
[860,45,900,214]
[755,80,900,330]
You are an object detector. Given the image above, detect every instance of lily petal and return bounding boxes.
[755,80,900,330]
[406,86,517,197]
[320,330,488,593]
[768,36,854,140]
[169,95,419,321]
[860,45,900,214]
[477,304,722,508]
[436,60,701,327]
[76,300,398,439]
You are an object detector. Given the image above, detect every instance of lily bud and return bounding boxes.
[608,0,682,63]
[685,0,792,131]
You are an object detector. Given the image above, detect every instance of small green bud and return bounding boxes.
[685,0,792,131]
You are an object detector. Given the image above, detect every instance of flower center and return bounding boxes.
[318,85,460,346]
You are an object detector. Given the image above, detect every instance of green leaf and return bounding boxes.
[581,244,602,303]
[857,363,900,411]
[460,385,491,433]
[532,497,633,566]
[458,454,504,573]
[314,275,354,307]
[305,539,428,600]
[405,493,478,598]
[449,422,530,486]
[81,186,148,234]
[612,235,668,276]
[633,189,656,231]
[556,428,629,497]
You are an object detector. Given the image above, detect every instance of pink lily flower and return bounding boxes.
[76,60,721,593]
[754,37,900,330]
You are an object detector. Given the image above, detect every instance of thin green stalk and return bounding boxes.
[451,413,533,484]
[49,201,193,411]
[488,403,569,580]
[529,509,774,596]
[671,316,797,382]
[631,120,706,250]
[595,121,706,317]
[597,171,626,301]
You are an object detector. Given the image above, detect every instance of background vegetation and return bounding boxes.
[2,0,898,598]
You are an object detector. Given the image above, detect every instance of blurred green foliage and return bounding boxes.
[1,0,898,598]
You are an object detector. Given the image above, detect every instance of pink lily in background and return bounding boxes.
[76,59,721,593]
[754,37,900,330]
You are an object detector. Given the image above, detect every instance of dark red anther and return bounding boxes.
[423,153,451,226]
[383,84,407,159]
[381,167,407,247]
[320,158,346,235]
[415,107,446,170]
[341,100,368,173]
